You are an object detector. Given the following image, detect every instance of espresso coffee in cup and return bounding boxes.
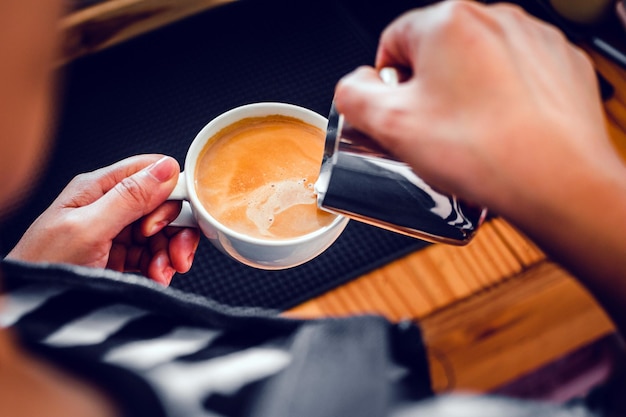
[168,103,349,270]
[195,115,336,240]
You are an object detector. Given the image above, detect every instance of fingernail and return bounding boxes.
[147,157,176,183]
[186,252,195,271]
[153,251,173,285]
[147,219,169,237]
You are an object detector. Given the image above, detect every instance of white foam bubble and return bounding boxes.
[244,178,315,236]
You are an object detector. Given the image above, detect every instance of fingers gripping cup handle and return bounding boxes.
[167,172,197,228]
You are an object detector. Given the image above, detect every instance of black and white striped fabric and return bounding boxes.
[1,260,615,417]
[1,259,436,417]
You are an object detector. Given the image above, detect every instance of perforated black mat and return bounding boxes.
[0,0,430,310]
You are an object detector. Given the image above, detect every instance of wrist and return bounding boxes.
[501,148,626,332]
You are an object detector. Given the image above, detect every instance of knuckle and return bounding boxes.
[61,173,98,208]
[376,106,404,135]
[494,3,527,20]
[578,49,595,72]
[439,1,475,31]
[67,172,92,190]
[334,68,371,113]
[573,48,597,80]
[445,1,478,20]
[435,2,497,43]
[540,21,568,43]
[114,176,151,210]
[374,103,412,153]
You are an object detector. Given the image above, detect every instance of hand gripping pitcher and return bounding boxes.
[315,68,487,245]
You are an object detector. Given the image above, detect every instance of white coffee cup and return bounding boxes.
[168,102,349,270]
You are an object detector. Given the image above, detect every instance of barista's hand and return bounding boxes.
[334,1,626,335]
[334,1,616,216]
[7,155,200,285]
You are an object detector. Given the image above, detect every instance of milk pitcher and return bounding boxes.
[315,68,487,245]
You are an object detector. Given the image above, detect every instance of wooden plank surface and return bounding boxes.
[422,261,614,392]
[285,218,545,322]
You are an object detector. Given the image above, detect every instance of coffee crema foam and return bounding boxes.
[195,115,336,240]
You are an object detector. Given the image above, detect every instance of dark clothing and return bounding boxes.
[0,259,620,417]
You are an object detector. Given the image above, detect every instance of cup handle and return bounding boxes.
[167,172,198,228]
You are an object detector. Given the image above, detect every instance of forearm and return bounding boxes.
[505,152,626,336]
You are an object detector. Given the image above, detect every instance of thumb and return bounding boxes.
[85,156,180,238]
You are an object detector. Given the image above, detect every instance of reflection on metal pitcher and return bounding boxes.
[315,101,486,245]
